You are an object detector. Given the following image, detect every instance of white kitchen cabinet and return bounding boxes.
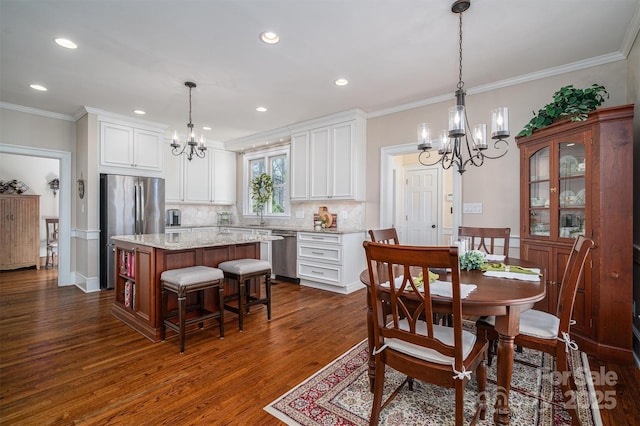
[296,231,365,294]
[183,148,236,204]
[291,117,365,201]
[290,132,310,200]
[100,120,164,173]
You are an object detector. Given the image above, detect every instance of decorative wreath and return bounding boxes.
[251,173,274,209]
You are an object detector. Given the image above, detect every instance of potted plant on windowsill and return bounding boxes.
[518,84,608,137]
[251,173,273,225]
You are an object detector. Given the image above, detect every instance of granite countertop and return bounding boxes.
[167,224,365,235]
[112,230,282,250]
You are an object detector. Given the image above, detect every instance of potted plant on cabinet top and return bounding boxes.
[251,173,273,225]
[518,83,608,137]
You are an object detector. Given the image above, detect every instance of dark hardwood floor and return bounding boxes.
[1,268,639,425]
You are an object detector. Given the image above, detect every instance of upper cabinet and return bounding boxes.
[517,104,634,364]
[168,147,236,205]
[290,114,366,201]
[99,120,164,174]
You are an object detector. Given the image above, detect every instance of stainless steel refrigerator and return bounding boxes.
[100,174,165,289]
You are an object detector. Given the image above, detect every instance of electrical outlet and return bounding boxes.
[341,210,348,219]
[296,210,304,219]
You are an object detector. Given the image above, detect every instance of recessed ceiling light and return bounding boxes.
[202,126,212,131]
[29,84,47,91]
[256,106,267,112]
[260,31,280,44]
[54,38,77,49]
[334,78,349,86]
[133,109,146,115]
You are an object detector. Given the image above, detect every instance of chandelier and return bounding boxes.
[417,0,509,174]
[171,81,207,161]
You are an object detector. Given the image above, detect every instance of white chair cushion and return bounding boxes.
[218,258,271,275]
[481,309,560,339]
[161,266,223,286]
[384,319,476,365]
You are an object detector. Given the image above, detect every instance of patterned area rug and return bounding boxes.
[265,340,602,425]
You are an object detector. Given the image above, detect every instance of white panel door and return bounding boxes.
[331,122,354,199]
[164,142,184,202]
[133,128,163,171]
[403,167,439,245]
[184,155,211,202]
[290,132,310,200]
[212,149,236,204]
[100,122,134,168]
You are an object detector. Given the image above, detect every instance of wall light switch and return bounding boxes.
[463,203,483,214]
[295,210,304,219]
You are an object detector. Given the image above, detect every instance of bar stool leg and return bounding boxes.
[161,287,168,341]
[265,274,272,320]
[238,280,246,332]
[218,286,225,338]
[178,294,186,354]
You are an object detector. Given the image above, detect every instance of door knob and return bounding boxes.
[431,224,436,228]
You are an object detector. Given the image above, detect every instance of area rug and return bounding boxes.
[265,339,602,425]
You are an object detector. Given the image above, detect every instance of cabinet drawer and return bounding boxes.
[298,243,341,264]
[298,232,341,244]
[298,261,341,285]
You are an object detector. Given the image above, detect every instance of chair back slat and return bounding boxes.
[364,242,464,365]
[458,226,511,258]
[556,235,594,332]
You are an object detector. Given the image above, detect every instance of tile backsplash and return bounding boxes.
[167,201,365,230]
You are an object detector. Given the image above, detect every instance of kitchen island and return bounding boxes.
[111,231,282,342]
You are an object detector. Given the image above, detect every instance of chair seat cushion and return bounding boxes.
[480,309,560,339]
[161,266,223,286]
[384,319,476,365]
[218,259,271,275]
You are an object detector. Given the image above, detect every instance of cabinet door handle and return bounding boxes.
[311,270,325,275]
[311,251,324,255]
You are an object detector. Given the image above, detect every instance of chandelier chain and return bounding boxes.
[457,11,464,90]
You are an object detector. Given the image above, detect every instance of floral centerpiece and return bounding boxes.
[459,250,486,271]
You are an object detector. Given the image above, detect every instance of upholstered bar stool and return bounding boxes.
[218,259,272,331]
[161,266,225,353]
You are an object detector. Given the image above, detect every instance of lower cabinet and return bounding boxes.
[296,231,365,294]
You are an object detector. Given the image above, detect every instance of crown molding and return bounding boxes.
[0,102,75,121]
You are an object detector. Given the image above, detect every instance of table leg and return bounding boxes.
[494,332,515,425]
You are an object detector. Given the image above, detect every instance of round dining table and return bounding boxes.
[359,258,546,426]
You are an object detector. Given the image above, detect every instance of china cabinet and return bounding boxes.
[517,104,633,363]
[0,194,40,270]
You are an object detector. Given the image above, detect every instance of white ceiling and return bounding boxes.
[1,0,639,146]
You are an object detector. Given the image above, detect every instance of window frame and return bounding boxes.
[242,145,290,218]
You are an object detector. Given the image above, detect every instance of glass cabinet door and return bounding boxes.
[528,147,550,236]
[557,140,586,238]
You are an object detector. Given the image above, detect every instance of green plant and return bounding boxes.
[518,84,608,137]
[459,251,486,271]
[251,173,274,212]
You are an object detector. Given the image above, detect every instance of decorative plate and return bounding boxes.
[559,155,578,176]
[575,189,586,205]
[559,190,576,207]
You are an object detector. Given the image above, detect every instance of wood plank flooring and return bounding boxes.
[1,268,639,425]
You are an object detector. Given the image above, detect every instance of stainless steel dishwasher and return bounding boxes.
[271,230,300,283]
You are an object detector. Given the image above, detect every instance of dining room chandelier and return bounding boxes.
[171,81,207,161]
[417,0,509,174]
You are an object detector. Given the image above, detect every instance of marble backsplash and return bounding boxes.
[166,200,365,230]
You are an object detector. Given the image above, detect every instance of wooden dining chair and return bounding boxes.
[45,218,59,268]
[458,226,511,258]
[368,227,399,245]
[476,235,594,425]
[364,241,488,426]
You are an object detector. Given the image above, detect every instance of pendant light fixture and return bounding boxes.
[171,81,207,161]
[417,0,509,174]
